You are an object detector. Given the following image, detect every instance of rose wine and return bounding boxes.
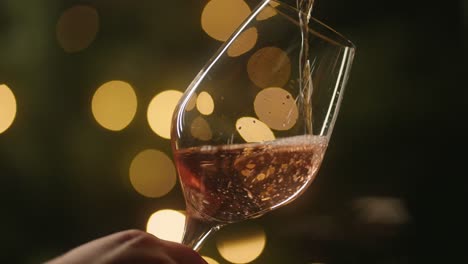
[174,135,328,223]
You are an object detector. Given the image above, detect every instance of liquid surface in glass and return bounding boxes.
[175,135,328,222]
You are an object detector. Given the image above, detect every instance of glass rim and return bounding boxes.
[267,0,356,49]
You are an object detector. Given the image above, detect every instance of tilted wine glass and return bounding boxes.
[171,0,355,251]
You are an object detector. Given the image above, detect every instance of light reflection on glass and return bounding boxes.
[256,1,280,21]
[186,92,198,111]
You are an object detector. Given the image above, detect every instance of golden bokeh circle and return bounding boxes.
[201,0,251,42]
[56,5,99,53]
[247,46,291,88]
[0,84,17,134]
[91,80,137,131]
[191,116,213,141]
[256,1,280,21]
[129,149,177,198]
[227,27,258,57]
[217,226,267,264]
[146,209,185,243]
[147,90,183,139]
[196,91,215,116]
[254,87,298,130]
[202,256,220,264]
[236,117,275,143]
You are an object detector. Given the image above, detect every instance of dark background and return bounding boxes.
[0,0,465,263]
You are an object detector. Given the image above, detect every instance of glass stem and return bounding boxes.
[182,207,224,251]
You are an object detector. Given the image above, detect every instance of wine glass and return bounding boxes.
[171,0,355,251]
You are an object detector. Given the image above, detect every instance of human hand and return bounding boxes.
[46,229,207,264]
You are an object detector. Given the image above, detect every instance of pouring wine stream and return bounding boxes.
[296,0,316,134]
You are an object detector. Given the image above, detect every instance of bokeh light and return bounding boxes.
[236,117,275,143]
[91,80,137,131]
[196,91,215,116]
[56,5,99,53]
[0,84,17,134]
[129,149,177,198]
[247,46,291,88]
[146,209,186,243]
[202,256,220,264]
[147,90,183,139]
[227,27,258,57]
[201,0,251,42]
[254,87,298,130]
[190,116,213,141]
[256,1,280,21]
[216,225,267,264]
[353,197,410,225]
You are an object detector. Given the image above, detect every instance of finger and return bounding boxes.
[46,230,150,264]
[103,247,178,264]
[113,231,207,264]
[47,230,142,264]
[157,239,208,264]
